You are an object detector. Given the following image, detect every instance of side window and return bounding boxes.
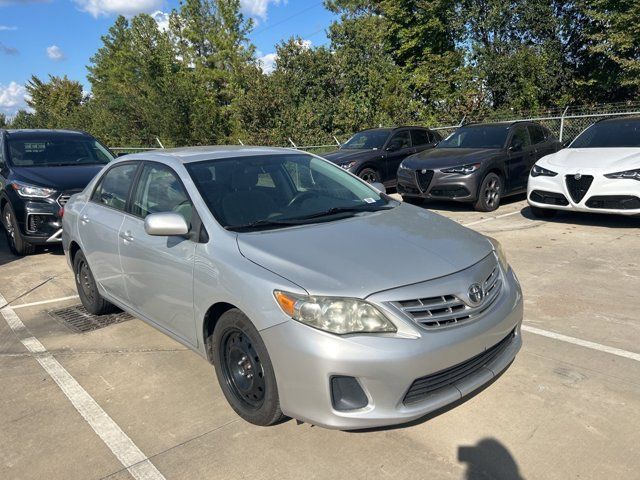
[528,125,546,145]
[411,129,431,146]
[0,136,5,169]
[387,131,412,150]
[91,163,138,211]
[132,163,193,226]
[510,126,532,150]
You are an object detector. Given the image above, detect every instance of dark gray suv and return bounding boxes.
[397,121,561,211]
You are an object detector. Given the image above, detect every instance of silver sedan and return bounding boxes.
[62,146,523,430]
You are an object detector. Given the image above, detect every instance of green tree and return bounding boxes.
[25,75,85,128]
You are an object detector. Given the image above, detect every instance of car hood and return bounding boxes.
[540,148,640,172]
[402,148,503,168]
[236,204,493,298]
[322,149,382,165]
[10,165,105,191]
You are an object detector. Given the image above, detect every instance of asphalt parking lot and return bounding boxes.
[1,196,639,480]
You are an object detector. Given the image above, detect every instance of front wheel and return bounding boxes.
[212,309,285,426]
[530,206,558,218]
[73,250,118,315]
[474,173,503,212]
[358,167,380,184]
[2,203,35,256]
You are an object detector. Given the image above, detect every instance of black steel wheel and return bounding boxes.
[2,203,35,256]
[73,250,118,315]
[474,173,503,212]
[212,309,285,426]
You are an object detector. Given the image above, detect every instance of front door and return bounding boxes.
[78,162,139,303]
[383,130,414,184]
[506,126,534,191]
[119,162,197,345]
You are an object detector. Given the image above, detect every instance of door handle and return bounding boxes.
[80,214,90,224]
[119,231,134,242]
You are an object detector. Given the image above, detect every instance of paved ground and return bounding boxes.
[1,196,638,480]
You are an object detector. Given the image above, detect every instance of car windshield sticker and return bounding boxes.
[364,197,376,203]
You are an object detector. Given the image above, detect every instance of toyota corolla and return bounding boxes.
[62,146,523,430]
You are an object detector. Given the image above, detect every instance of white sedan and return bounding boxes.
[527,116,640,217]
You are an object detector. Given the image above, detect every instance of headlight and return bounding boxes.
[274,291,396,334]
[486,236,509,271]
[441,163,481,175]
[11,181,57,198]
[398,162,411,171]
[530,165,557,177]
[340,161,357,170]
[604,168,640,181]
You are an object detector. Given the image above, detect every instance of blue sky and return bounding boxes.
[0,0,336,116]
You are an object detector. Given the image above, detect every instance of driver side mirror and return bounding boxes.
[385,141,401,152]
[144,212,189,236]
[509,140,523,152]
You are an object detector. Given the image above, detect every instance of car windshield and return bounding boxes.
[438,126,509,149]
[570,120,640,148]
[187,154,394,231]
[341,130,390,150]
[7,136,114,167]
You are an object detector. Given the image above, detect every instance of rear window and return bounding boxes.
[7,136,114,167]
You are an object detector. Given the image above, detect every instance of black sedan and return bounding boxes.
[397,121,561,211]
[322,127,441,187]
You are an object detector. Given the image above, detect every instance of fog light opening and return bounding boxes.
[330,376,368,411]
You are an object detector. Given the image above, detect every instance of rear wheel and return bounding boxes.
[358,167,380,184]
[530,206,558,218]
[474,173,503,212]
[212,309,285,426]
[73,250,118,315]
[2,203,35,256]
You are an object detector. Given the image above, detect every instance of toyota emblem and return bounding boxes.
[468,283,484,305]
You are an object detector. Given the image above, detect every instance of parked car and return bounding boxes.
[322,127,441,187]
[397,121,561,211]
[0,129,115,255]
[62,146,522,430]
[528,116,640,218]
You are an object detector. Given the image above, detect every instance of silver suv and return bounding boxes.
[62,147,523,430]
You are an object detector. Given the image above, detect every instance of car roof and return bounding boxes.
[461,121,532,128]
[597,115,640,124]
[4,129,92,139]
[118,146,307,165]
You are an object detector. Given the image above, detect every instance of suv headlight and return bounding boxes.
[340,161,357,170]
[11,181,57,198]
[530,165,557,177]
[274,291,396,334]
[441,163,481,175]
[604,168,640,181]
[486,236,509,271]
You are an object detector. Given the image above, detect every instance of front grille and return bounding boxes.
[565,175,594,203]
[403,330,515,405]
[57,190,81,207]
[416,170,434,193]
[529,190,569,206]
[586,195,640,210]
[392,266,502,329]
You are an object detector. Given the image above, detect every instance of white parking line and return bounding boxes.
[522,324,640,362]
[0,293,166,480]
[464,210,522,226]
[11,295,79,310]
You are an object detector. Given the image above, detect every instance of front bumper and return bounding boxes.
[13,196,65,244]
[261,263,523,430]
[527,174,640,216]
[396,166,479,202]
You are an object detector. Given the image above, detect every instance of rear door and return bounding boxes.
[78,162,139,303]
[383,130,413,183]
[506,125,534,191]
[119,162,197,345]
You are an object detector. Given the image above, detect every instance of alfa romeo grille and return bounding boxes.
[565,175,594,203]
[391,266,502,329]
[416,170,434,193]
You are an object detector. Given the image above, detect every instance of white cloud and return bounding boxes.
[74,0,163,18]
[151,10,169,32]
[257,52,277,74]
[46,45,65,61]
[298,38,312,49]
[240,0,285,21]
[0,81,27,115]
[0,25,17,31]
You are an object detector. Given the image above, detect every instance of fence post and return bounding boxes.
[238,139,244,146]
[333,135,341,146]
[288,138,298,148]
[155,137,165,149]
[559,106,569,142]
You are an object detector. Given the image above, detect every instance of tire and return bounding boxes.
[73,250,118,315]
[474,173,503,212]
[402,196,424,205]
[212,309,285,426]
[530,206,558,218]
[2,203,35,256]
[358,167,381,184]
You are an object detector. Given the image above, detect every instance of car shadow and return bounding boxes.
[458,437,523,480]
[421,193,527,213]
[0,228,64,266]
[520,205,640,229]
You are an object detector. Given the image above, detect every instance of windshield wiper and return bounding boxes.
[288,204,392,221]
